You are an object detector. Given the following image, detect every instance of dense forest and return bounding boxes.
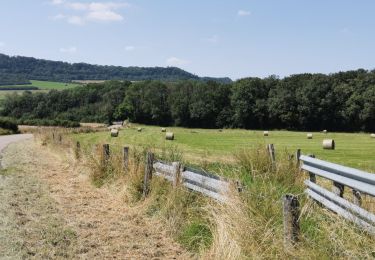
[0,53,231,83]
[2,69,374,132]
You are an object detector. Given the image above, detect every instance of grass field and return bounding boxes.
[0,80,81,102]
[0,80,80,90]
[72,125,375,172]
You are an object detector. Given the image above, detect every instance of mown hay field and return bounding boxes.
[72,125,375,172]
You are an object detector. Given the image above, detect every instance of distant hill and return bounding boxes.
[0,53,232,84]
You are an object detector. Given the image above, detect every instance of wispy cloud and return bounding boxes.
[166,57,190,66]
[124,45,135,51]
[50,1,129,25]
[202,35,219,44]
[237,10,251,16]
[50,0,64,5]
[59,46,77,53]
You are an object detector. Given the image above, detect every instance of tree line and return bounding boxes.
[1,69,374,131]
[0,53,231,83]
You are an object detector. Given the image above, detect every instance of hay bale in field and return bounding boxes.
[161,128,166,132]
[110,129,119,137]
[263,131,269,136]
[307,133,313,139]
[371,133,375,138]
[166,132,174,140]
[137,127,142,132]
[323,130,327,134]
[322,139,335,150]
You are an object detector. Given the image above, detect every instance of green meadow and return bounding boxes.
[0,80,81,102]
[0,80,80,90]
[72,125,375,172]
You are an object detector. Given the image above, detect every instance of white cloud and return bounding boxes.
[0,42,5,47]
[86,10,123,21]
[237,10,251,16]
[50,1,129,25]
[67,15,85,25]
[125,45,135,51]
[166,57,189,66]
[51,13,66,20]
[203,35,219,44]
[59,46,77,53]
[50,0,64,5]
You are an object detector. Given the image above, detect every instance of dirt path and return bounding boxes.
[0,138,189,259]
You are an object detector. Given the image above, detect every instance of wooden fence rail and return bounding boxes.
[153,158,230,202]
[299,154,375,236]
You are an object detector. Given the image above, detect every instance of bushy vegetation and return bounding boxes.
[0,117,19,133]
[2,69,375,132]
[0,53,231,83]
[1,81,129,124]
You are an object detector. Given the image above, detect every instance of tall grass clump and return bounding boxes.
[204,145,375,259]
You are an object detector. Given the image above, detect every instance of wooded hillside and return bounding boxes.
[0,53,232,83]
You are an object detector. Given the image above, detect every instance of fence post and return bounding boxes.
[172,162,181,187]
[332,182,344,197]
[267,144,276,167]
[352,189,362,206]
[235,180,243,192]
[143,152,154,197]
[75,141,81,159]
[295,149,301,167]
[307,154,316,183]
[283,194,300,248]
[123,146,129,171]
[102,144,110,165]
[58,134,62,144]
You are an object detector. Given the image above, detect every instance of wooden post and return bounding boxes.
[123,146,129,171]
[267,144,276,167]
[235,180,243,192]
[102,144,110,165]
[295,149,301,167]
[332,182,344,197]
[307,154,316,183]
[172,162,181,187]
[58,134,62,144]
[52,132,55,142]
[143,152,154,197]
[75,141,81,159]
[352,189,362,206]
[283,194,300,248]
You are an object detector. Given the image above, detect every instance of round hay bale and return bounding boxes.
[137,127,142,132]
[110,129,119,137]
[371,133,375,138]
[161,128,166,132]
[165,132,174,140]
[322,139,335,150]
[323,130,327,134]
[263,131,269,136]
[307,133,313,139]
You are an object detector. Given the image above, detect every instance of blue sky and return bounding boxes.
[1,0,375,79]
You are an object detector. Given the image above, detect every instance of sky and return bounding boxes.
[1,0,375,80]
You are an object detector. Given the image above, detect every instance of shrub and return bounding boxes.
[0,117,19,133]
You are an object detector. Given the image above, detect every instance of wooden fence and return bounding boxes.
[91,142,374,247]
[152,158,230,202]
[299,154,375,236]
